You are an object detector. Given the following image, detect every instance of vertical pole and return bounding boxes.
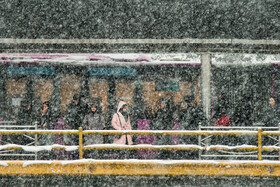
[258,128,262,161]
[198,124,201,160]
[0,66,7,119]
[201,53,211,121]
[106,77,116,144]
[79,127,83,159]
[35,121,38,160]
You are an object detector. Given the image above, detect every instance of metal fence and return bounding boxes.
[1,126,280,160]
[199,125,280,160]
[0,121,38,159]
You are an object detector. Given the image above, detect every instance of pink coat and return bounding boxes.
[111,101,133,145]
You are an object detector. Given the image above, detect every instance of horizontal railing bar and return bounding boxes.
[215,150,258,155]
[263,146,280,151]
[0,124,277,129]
[84,145,204,150]
[0,144,261,151]
[0,147,23,150]
[0,150,16,153]
[0,145,79,151]
[0,130,79,135]
[259,155,280,158]
[0,129,259,136]
[0,154,35,156]
[83,144,258,151]
[262,131,280,136]
[206,145,258,151]
[201,126,279,129]
[201,155,279,158]
[0,129,278,136]
[201,155,259,157]
[0,121,17,123]
[83,130,258,136]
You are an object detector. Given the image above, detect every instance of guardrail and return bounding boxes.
[199,125,280,160]
[0,120,38,159]
[0,127,280,160]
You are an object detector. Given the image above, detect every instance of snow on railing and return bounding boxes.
[0,144,78,152]
[0,127,279,161]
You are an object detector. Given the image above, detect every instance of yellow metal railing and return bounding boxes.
[258,128,262,160]
[1,127,280,160]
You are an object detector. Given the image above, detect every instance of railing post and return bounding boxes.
[258,128,262,161]
[79,127,83,159]
[198,124,201,160]
[35,121,38,160]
